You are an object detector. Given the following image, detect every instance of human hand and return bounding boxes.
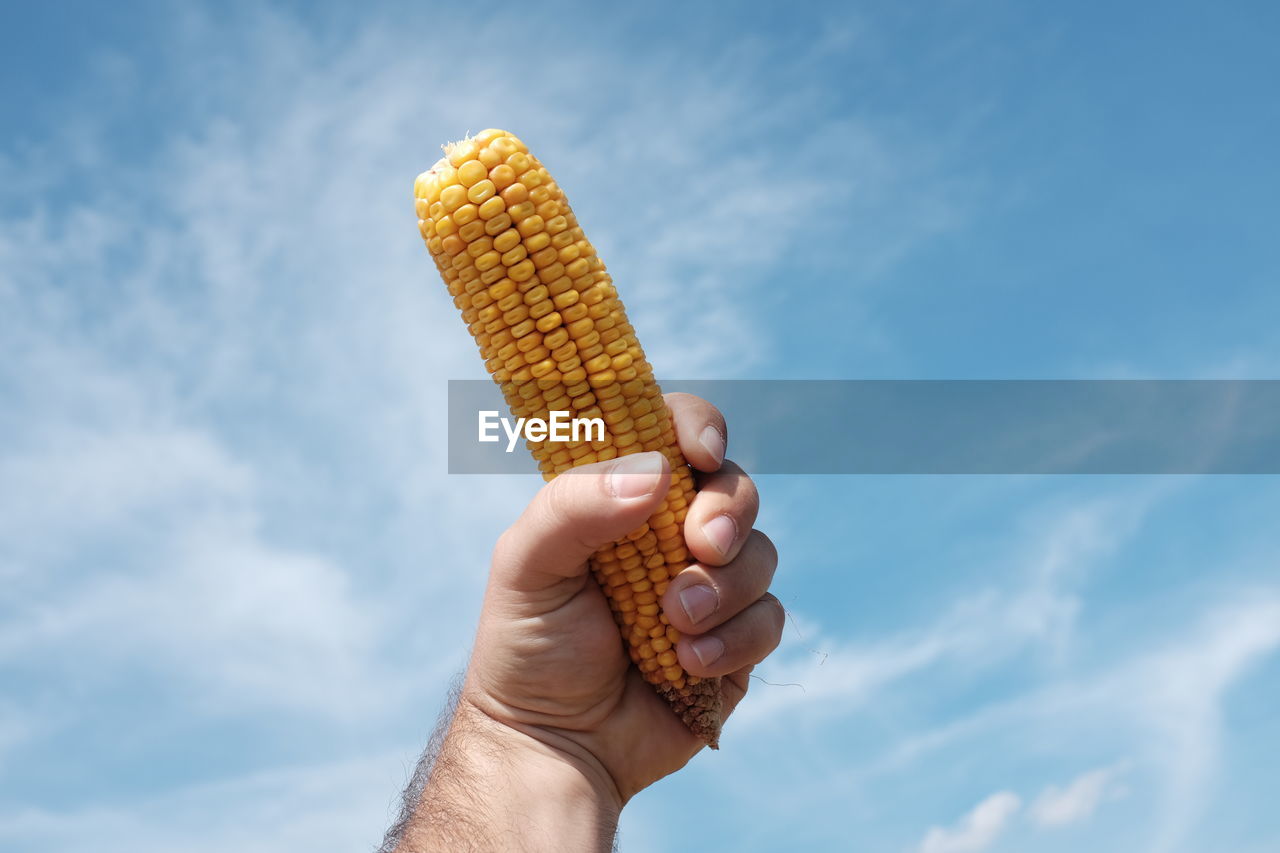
[467,391,782,791]
[390,394,781,852]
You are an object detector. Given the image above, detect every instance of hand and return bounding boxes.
[392,394,782,852]
[468,392,783,795]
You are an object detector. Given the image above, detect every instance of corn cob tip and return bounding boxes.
[659,677,723,748]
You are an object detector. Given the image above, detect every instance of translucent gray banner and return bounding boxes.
[447,380,1280,474]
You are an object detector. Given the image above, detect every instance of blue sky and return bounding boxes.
[2,2,1279,851]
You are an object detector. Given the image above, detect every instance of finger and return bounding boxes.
[674,592,785,679]
[663,392,727,473]
[491,451,670,592]
[721,664,754,719]
[682,460,758,565]
[661,530,778,634]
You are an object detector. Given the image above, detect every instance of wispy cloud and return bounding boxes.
[1028,761,1129,828]
[715,482,1280,851]
[1121,594,1280,851]
[0,751,407,853]
[873,590,1280,851]
[918,791,1021,853]
[734,490,1154,730]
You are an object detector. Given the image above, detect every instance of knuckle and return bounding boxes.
[541,475,601,553]
[491,524,521,568]
[716,458,744,479]
[724,665,753,703]
[739,474,760,514]
[759,592,786,637]
[540,475,575,527]
[663,391,696,407]
[746,529,778,565]
[711,460,756,506]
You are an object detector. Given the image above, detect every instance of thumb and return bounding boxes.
[491,451,671,592]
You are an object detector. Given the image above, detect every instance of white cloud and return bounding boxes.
[1029,762,1128,828]
[0,751,409,853]
[918,791,1021,853]
[1122,594,1280,852]
[733,490,1156,730]
[4,517,387,715]
[0,425,393,718]
[716,472,1280,852]
[0,421,252,547]
[868,591,1280,852]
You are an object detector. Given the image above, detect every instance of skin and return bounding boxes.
[389,394,783,852]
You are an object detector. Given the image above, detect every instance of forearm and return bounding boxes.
[389,700,621,853]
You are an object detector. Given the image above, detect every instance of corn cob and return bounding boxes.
[413,129,722,746]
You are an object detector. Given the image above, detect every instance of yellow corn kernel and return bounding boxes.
[440,184,467,212]
[447,139,478,167]
[457,159,488,187]
[477,196,506,220]
[467,179,496,204]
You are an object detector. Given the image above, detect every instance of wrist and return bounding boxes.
[399,696,621,853]
[461,695,626,812]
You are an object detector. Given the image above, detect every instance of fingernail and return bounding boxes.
[699,425,725,467]
[608,452,663,500]
[701,514,738,558]
[690,636,725,668]
[678,583,719,624]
